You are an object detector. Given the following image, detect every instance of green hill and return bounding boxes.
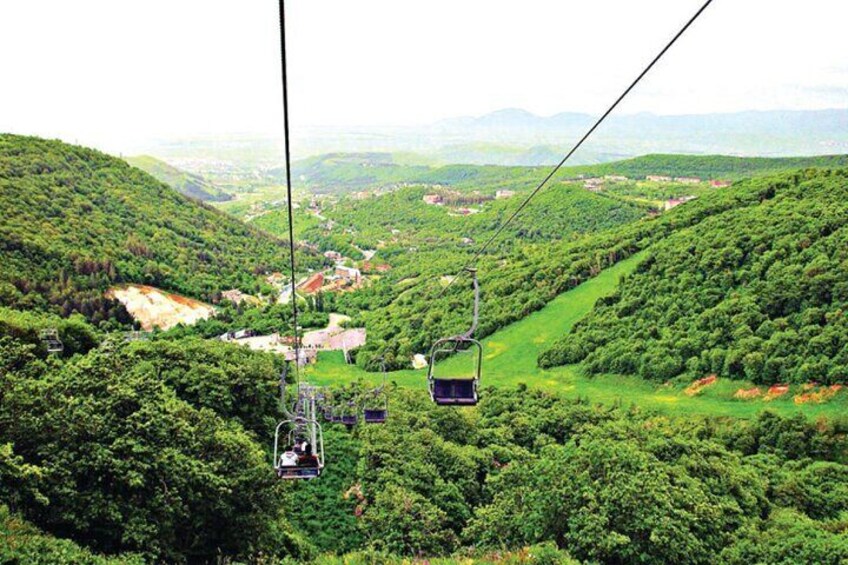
[0,135,318,322]
[540,168,848,385]
[563,153,848,180]
[124,154,231,202]
[291,151,848,196]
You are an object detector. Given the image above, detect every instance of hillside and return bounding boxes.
[563,153,848,181]
[290,151,848,196]
[0,135,319,322]
[540,168,848,385]
[125,154,231,202]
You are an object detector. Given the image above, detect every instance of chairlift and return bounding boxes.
[340,400,359,427]
[273,417,325,480]
[363,357,389,424]
[427,268,482,405]
[125,330,149,342]
[39,328,64,354]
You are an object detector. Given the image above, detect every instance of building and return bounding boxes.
[584,178,604,192]
[324,250,342,263]
[423,194,443,205]
[646,175,673,182]
[663,195,698,211]
[266,272,286,286]
[604,175,628,182]
[284,348,317,366]
[326,328,367,350]
[361,262,392,273]
[335,266,361,283]
[495,190,515,199]
[298,272,324,294]
[674,177,702,184]
[221,289,250,306]
[710,179,732,188]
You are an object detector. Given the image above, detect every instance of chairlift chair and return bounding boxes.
[273,417,325,480]
[363,357,389,423]
[427,268,482,406]
[39,329,64,354]
[340,400,359,427]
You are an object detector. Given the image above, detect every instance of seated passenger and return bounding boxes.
[279,450,298,468]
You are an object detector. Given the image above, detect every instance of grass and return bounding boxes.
[306,253,848,420]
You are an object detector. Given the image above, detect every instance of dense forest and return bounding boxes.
[540,168,848,385]
[3,325,848,563]
[0,135,323,324]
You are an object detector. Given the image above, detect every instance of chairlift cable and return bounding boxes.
[439,0,714,297]
[278,0,301,396]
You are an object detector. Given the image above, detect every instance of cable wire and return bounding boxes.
[278,0,301,396]
[439,0,714,296]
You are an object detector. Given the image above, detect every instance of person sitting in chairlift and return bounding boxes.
[280,450,298,468]
[299,443,319,468]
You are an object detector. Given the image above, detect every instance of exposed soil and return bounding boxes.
[107,285,215,331]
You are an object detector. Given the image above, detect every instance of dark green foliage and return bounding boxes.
[720,508,848,565]
[541,169,848,385]
[0,306,100,358]
[0,346,285,562]
[122,338,284,436]
[1,505,144,565]
[0,135,319,322]
[283,427,364,554]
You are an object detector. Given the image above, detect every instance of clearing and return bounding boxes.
[107,284,215,331]
[306,254,848,419]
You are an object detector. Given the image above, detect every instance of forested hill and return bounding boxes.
[0,135,316,322]
[124,155,231,202]
[541,167,848,385]
[292,151,848,195]
[564,153,848,180]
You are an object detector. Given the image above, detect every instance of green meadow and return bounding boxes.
[307,253,848,420]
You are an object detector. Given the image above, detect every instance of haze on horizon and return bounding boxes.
[1,0,847,154]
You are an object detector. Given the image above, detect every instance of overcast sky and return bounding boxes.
[1,0,846,152]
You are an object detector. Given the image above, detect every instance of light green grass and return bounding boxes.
[306,254,848,420]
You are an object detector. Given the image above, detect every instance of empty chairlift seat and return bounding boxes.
[426,268,483,407]
[431,377,478,405]
[363,358,389,423]
[364,408,387,423]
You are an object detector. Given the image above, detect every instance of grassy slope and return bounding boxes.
[125,155,231,201]
[307,254,848,419]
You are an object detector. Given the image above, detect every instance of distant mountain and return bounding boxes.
[125,155,231,202]
[136,108,848,173]
[428,108,848,163]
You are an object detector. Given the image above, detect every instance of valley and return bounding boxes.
[306,253,848,420]
[3,135,848,564]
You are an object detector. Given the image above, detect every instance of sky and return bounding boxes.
[1,0,846,152]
